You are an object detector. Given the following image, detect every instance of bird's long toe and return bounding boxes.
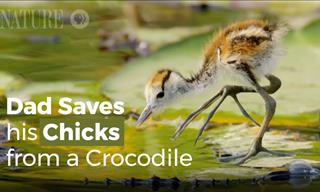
[216,153,246,163]
[261,147,293,157]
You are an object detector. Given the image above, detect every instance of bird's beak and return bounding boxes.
[136,105,152,126]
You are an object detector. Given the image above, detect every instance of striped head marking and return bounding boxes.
[137,69,184,126]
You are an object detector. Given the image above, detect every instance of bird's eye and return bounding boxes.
[156,92,165,99]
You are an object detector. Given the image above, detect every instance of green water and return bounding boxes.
[1,116,319,181]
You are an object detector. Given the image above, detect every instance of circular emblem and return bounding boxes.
[70,9,89,29]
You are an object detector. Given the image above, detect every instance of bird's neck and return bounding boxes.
[176,66,217,95]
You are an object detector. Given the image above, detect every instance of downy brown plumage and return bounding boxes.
[137,20,288,164]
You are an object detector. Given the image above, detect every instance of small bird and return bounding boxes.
[136,20,287,164]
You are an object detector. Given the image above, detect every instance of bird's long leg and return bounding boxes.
[217,75,286,164]
[264,74,282,94]
[231,94,260,127]
[172,90,223,139]
[235,81,276,165]
[174,73,285,163]
[194,87,229,144]
[193,85,260,144]
[220,74,282,164]
[172,74,280,140]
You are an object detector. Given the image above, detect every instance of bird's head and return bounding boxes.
[136,69,186,126]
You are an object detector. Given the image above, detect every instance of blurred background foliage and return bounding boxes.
[0,1,319,186]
